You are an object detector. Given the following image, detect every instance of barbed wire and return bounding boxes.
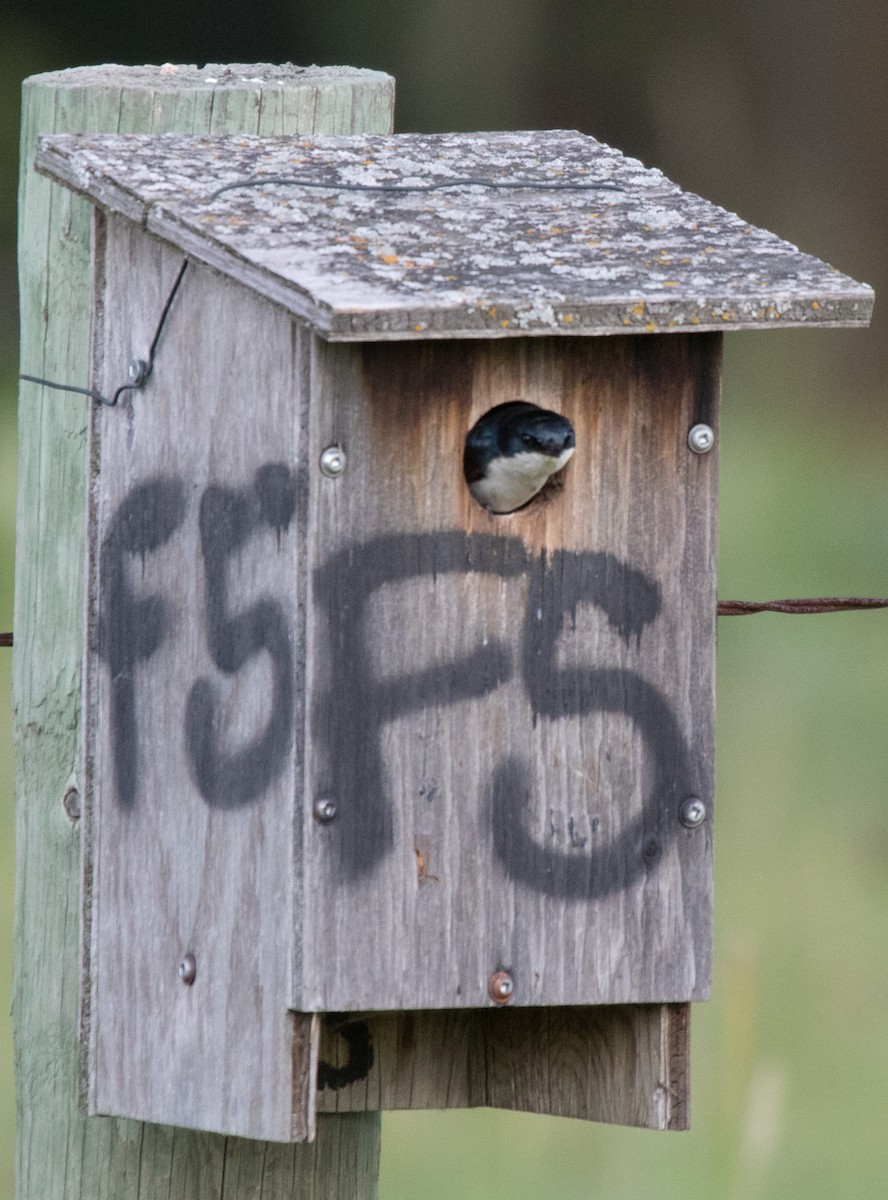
[4,597,887,648]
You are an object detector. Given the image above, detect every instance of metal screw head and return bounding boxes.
[128,358,149,387]
[319,445,346,477]
[687,423,715,454]
[313,797,338,824]
[488,970,514,1005]
[178,953,197,985]
[679,798,707,828]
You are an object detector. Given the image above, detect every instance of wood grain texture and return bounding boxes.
[14,62,391,1198]
[300,333,719,1014]
[85,215,314,1141]
[34,130,874,339]
[316,1005,690,1130]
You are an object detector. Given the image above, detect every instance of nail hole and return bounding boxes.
[63,787,81,822]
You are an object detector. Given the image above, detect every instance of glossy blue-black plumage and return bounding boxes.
[464,401,576,513]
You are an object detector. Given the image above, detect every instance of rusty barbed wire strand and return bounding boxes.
[3,597,888,650]
[716,597,888,616]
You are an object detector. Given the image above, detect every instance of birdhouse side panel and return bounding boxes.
[298,332,718,1013]
[83,214,314,1141]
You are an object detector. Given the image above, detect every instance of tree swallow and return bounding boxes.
[464,401,576,513]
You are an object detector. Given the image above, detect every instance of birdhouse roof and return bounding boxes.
[36,129,873,341]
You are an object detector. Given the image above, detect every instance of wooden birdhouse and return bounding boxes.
[35,130,873,1143]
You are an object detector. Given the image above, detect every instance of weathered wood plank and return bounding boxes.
[300,333,719,1014]
[86,215,314,1140]
[316,1005,690,1130]
[34,130,874,339]
[14,62,392,1199]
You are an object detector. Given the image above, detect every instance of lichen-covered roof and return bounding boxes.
[36,129,873,341]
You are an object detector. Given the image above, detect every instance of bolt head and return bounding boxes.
[178,953,197,985]
[679,798,707,828]
[488,970,514,1004]
[313,797,338,824]
[688,423,715,454]
[320,445,346,477]
[128,358,149,386]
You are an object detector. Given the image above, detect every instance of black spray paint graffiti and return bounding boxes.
[99,466,299,810]
[186,464,298,806]
[98,478,187,809]
[99,473,695,901]
[317,1015,374,1091]
[492,549,692,898]
[312,532,524,875]
[312,532,697,898]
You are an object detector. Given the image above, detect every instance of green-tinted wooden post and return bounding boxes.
[14,63,394,1200]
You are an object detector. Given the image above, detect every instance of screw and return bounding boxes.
[319,445,346,477]
[128,358,149,387]
[679,798,707,828]
[178,953,197,985]
[62,786,81,822]
[488,970,514,1005]
[313,797,338,824]
[687,423,714,454]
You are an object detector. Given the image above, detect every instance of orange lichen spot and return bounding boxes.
[500,319,511,328]
[720,311,735,321]
[632,301,646,317]
[645,322,656,332]
[488,306,497,317]
[586,240,600,247]
[691,316,701,324]
[704,246,716,253]
[549,226,562,233]
[811,300,821,311]
[380,254,399,264]
[561,313,575,323]
[413,324,425,332]
[664,280,679,287]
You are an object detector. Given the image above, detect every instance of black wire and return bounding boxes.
[209,176,624,201]
[20,259,190,407]
[148,259,190,367]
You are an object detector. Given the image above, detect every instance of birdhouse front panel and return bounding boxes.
[298,331,718,1011]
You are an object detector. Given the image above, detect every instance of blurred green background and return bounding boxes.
[1,3,886,1198]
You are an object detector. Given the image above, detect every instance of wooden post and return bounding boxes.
[14,63,393,1200]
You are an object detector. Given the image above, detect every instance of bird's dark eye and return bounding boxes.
[521,432,535,446]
